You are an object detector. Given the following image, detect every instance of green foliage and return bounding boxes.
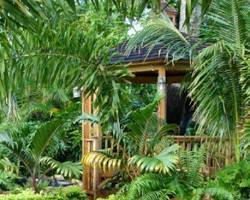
[107,148,206,200]
[126,0,250,162]
[193,187,234,200]
[0,171,18,192]
[126,13,191,62]
[0,186,87,200]
[82,99,179,180]
[97,194,126,200]
[0,116,82,192]
[192,161,250,200]
[52,186,88,200]
[41,157,82,179]
[125,173,173,200]
[215,161,250,199]
[128,144,179,174]
[83,152,123,173]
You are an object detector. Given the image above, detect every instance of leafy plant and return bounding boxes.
[0,186,88,200]
[128,144,179,174]
[0,119,82,193]
[115,148,206,200]
[126,0,250,163]
[0,171,18,192]
[82,98,179,178]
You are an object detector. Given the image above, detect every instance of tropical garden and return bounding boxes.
[0,0,249,200]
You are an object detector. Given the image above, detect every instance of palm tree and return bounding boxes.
[126,0,250,162]
[0,1,131,122]
[0,119,82,192]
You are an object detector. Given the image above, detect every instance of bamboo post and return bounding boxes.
[92,94,101,199]
[82,93,92,192]
[157,67,167,122]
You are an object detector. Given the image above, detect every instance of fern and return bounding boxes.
[192,187,234,200]
[126,173,169,200]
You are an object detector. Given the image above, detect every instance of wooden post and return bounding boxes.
[82,92,102,199]
[157,67,167,122]
[82,93,92,193]
[92,95,101,199]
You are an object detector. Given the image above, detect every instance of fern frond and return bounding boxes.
[126,173,168,200]
[192,187,234,200]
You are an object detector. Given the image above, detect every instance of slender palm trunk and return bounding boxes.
[179,0,201,35]
[32,176,38,193]
[32,169,38,193]
[179,0,187,33]
[230,64,241,163]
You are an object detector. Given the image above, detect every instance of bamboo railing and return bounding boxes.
[83,135,233,196]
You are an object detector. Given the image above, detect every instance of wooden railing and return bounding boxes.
[169,136,233,175]
[83,135,233,196]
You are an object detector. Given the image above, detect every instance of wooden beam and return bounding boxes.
[127,76,157,84]
[128,65,161,73]
[167,76,185,84]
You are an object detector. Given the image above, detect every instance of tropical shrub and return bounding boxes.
[96,148,205,200]
[97,194,126,200]
[0,186,87,200]
[212,161,250,200]
[0,119,82,193]
[0,171,18,191]
[82,98,179,181]
[51,186,88,200]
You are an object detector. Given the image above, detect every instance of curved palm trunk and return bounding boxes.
[32,168,38,193]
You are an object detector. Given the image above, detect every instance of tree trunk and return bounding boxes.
[32,175,38,193]
[190,4,201,36]
[179,0,201,35]
[179,0,187,33]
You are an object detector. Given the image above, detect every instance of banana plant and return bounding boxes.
[0,119,82,193]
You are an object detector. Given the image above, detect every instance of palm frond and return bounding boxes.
[40,156,82,178]
[30,119,62,158]
[126,14,192,63]
[82,152,124,173]
[0,132,34,172]
[128,144,179,174]
[0,157,19,174]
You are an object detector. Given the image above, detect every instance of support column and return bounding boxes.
[82,92,102,199]
[82,93,92,193]
[157,67,167,122]
[92,95,101,199]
